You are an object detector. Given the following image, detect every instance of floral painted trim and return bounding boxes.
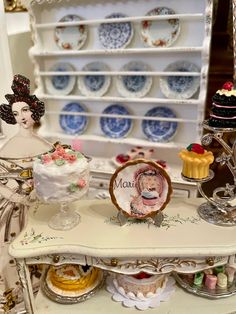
[105,213,201,229]
[20,228,63,246]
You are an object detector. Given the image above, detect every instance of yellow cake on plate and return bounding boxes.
[179,143,214,179]
[45,264,103,298]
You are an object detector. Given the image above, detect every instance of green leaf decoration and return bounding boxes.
[55,159,65,166]
[68,183,78,192]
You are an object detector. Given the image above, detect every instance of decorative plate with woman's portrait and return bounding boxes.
[109,159,172,219]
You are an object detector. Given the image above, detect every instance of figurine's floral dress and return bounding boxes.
[0,156,35,307]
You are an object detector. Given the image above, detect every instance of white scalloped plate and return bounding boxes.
[78,62,111,97]
[45,62,76,95]
[116,61,153,98]
[141,7,180,48]
[106,275,175,310]
[54,14,88,50]
[160,61,200,99]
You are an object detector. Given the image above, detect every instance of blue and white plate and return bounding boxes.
[46,62,76,95]
[98,13,134,49]
[100,104,132,138]
[116,61,153,98]
[60,102,88,135]
[141,7,180,48]
[142,107,178,142]
[78,62,111,96]
[54,14,88,50]
[160,61,200,99]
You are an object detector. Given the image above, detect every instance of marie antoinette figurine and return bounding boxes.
[0,74,53,305]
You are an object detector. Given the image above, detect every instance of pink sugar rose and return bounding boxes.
[68,154,77,163]
[55,145,66,156]
[63,153,71,160]
[77,179,86,188]
[51,152,60,160]
[42,154,52,163]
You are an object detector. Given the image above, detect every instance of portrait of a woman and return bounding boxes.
[0,74,53,302]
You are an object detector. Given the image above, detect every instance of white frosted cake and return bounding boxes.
[33,144,90,203]
[113,272,167,299]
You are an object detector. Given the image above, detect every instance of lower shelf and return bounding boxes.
[35,285,236,314]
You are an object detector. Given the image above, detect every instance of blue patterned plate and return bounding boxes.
[46,62,76,95]
[60,102,88,135]
[78,62,111,96]
[142,107,177,142]
[160,61,200,99]
[141,7,180,48]
[54,14,88,50]
[100,104,132,138]
[116,61,153,98]
[98,13,134,49]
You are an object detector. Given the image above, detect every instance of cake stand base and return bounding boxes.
[197,202,236,227]
[48,203,81,231]
[174,273,236,299]
[41,268,104,304]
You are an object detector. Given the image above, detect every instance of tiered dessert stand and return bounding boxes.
[181,121,236,226]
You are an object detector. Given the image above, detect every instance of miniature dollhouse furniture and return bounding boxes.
[8,198,236,313]
[7,0,236,313]
[21,0,215,198]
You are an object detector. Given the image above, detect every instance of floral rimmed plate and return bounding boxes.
[54,14,88,50]
[45,62,76,95]
[142,107,178,142]
[98,13,134,49]
[100,104,132,138]
[141,7,180,47]
[60,102,88,135]
[78,62,111,97]
[116,61,153,98]
[160,61,200,99]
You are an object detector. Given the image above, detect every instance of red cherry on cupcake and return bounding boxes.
[133,272,152,279]
[116,154,130,164]
[222,81,234,91]
[187,143,204,154]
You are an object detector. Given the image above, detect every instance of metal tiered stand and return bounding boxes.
[182,121,236,226]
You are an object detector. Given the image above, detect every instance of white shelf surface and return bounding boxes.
[35,13,204,28]
[35,284,236,314]
[30,46,204,57]
[9,198,236,259]
[38,130,186,149]
[39,94,200,105]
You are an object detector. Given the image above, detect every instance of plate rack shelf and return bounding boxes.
[25,0,214,154]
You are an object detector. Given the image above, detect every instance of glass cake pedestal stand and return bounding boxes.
[47,199,81,231]
[182,121,236,226]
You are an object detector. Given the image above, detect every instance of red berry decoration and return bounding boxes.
[187,143,204,154]
[133,272,152,280]
[222,81,234,91]
[116,154,130,164]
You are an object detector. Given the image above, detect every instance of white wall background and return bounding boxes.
[0,11,33,143]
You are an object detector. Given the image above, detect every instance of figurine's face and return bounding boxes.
[12,102,34,129]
